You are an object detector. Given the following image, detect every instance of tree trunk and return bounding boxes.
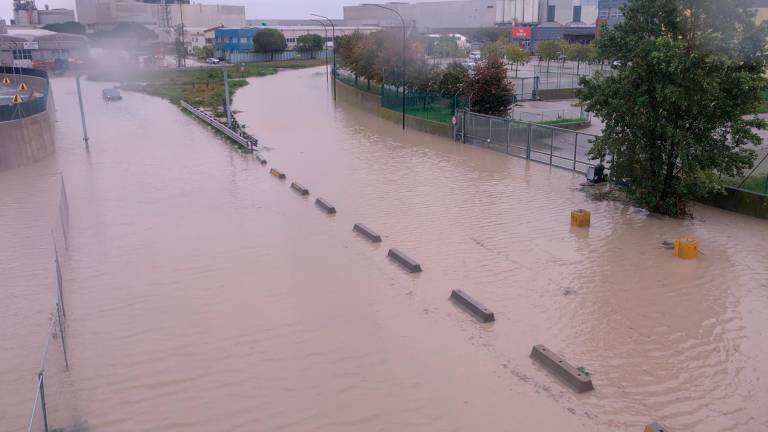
[659,143,678,211]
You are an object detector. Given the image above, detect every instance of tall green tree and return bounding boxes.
[481,40,508,60]
[537,40,562,72]
[296,34,324,58]
[578,0,767,215]
[253,28,287,61]
[505,44,530,77]
[468,55,513,116]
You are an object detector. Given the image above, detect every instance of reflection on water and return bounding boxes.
[1,67,767,432]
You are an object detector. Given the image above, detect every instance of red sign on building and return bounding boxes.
[511,27,532,39]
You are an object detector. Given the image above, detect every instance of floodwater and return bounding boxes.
[1,67,767,432]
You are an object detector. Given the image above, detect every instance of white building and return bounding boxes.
[496,0,540,24]
[13,0,76,26]
[344,0,499,32]
[75,0,245,31]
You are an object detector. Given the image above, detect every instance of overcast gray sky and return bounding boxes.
[0,0,416,26]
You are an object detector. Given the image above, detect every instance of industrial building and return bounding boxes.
[597,0,626,27]
[533,0,598,43]
[12,0,76,26]
[344,0,598,43]
[0,27,89,68]
[213,25,381,62]
[74,0,245,31]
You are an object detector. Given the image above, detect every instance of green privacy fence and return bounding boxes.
[381,85,463,125]
[0,66,49,122]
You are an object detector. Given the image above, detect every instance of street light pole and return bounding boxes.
[311,14,336,100]
[310,19,330,86]
[366,3,406,130]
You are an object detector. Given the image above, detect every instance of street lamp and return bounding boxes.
[310,19,330,85]
[363,3,407,130]
[311,13,336,99]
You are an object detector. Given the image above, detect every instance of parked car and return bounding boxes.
[469,50,481,60]
[206,58,220,64]
[102,88,122,102]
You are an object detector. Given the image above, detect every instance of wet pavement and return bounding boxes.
[1,67,767,432]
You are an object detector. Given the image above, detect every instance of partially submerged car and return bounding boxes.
[102,88,122,102]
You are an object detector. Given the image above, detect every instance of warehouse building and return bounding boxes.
[0,27,89,68]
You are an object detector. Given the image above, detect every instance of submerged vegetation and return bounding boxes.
[88,59,327,110]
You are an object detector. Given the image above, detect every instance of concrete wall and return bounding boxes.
[0,87,55,171]
[704,187,768,220]
[336,79,454,139]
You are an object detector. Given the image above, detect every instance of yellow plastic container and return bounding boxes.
[18,82,28,91]
[2,76,11,85]
[674,238,698,259]
[570,209,591,227]
[11,94,24,104]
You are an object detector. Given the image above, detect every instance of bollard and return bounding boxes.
[315,198,336,214]
[644,422,668,432]
[290,182,309,196]
[530,344,593,393]
[255,154,267,165]
[673,238,698,259]
[270,168,286,180]
[450,289,495,322]
[353,223,381,242]
[570,209,591,227]
[387,248,422,273]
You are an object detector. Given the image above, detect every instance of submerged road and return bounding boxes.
[1,67,767,432]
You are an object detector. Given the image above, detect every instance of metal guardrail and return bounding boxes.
[180,100,257,152]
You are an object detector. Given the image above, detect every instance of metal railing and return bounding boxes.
[27,176,75,432]
[455,109,600,174]
[0,66,49,122]
[180,100,258,152]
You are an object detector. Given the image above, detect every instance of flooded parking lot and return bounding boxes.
[1,67,767,432]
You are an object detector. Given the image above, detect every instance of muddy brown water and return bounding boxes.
[1,67,767,432]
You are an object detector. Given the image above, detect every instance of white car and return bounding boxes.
[206,58,220,65]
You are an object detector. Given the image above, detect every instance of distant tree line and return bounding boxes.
[336,30,513,117]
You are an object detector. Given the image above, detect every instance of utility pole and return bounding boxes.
[75,74,89,151]
[366,3,407,130]
[223,67,232,128]
[311,19,330,86]
[311,14,336,99]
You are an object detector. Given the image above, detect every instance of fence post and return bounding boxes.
[506,119,511,154]
[54,245,65,318]
[488,117,492,148]
[462,109,467,144]
[549,128,554,165]
[573,133,579,171]
[56,301,69,370]
[38,372,49,432]
[526,124,532,160]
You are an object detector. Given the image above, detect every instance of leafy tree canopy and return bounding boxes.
[468,55,513,116]
[578,0,768,215]
[253,28,287,54]
[297,34,324,52]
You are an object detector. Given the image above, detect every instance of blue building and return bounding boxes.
[214,28,257,57]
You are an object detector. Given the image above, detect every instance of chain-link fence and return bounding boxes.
[455,109,600,173]
[382,85,462,125]
[510,106,590,123]
[526,62,615,91]
[335,69,381,95]
[734,149,768,195]
[508,76,539,101]
[26,176,80,432]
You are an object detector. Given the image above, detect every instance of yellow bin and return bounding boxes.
[570,209,591,227]
[674,238,698,259]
